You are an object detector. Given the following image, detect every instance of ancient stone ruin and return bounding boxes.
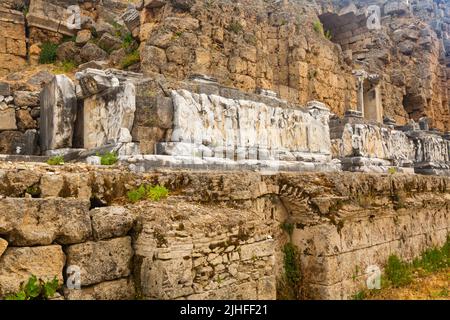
[0,0,449,301]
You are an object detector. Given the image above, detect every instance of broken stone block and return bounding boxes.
[121,8,140,35]
[74,82,136,149]
[78,60,109,71]
[0,238,7,258]
[0,245,65,297]
[16,109,36,131]
[384,0,411,16]
[66,237,133,286]
[118,128,133,143]
[90,207,134,240]
[0,108,17,131]
[0,131,22,154]
[0,82,10,96]
[98,33,122,52]
[76,29,92,46]
[0,198,92,246]
[80,43,108,63]
[40,75,77,151]
[64,277,135,300]
[75,68,120,98]
[133,95,173,130]
[56,41,81,63]
[13,91,40,107]
[144,0,167,9]
[26,70,55,88]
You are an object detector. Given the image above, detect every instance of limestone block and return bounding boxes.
[384,0,411,15]
[0,245,65,297]
[27,0,78,36]
[168,90,332,161]
[64,278,135,300]
[0,198,92,246]
[75,82,136,149]
[0,82,11,96]
[0,108,17,130]
[40,75,77,151]
[240,240,274,261]
[80,43,108,63]
[90,207,135,240]
[56,41,81,63]
[13,91,40,107]
[16,109,36,131]
[75,68,120,98]
[97,33,122,52]
[66,237,133,286]
[76,30,92,45]
[0,238,7,258]
[133,95,173,129]
[0,130,39,155]
[121,8,140,34]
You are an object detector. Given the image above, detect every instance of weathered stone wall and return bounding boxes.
[0,163,448,300]
[0,8,27,77]
[0,79,41,156]
[319,0,450,130]
[139,0,357,116]
[330,115,450,174]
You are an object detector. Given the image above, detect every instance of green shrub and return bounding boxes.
[147,185,169,202]
[5,275,59,300]
[412,236,449,273]
[122,33,134,49]
[39,42,58,64]
[385,254,412,287]
[277,242,301,300]
[99,152,119,166]
[47,156,64,166]
[121,50,140,69]
[227,21,243,34]
[313,20,324,34]
[55,60,77,74]
[280,221,294,238]
[352,291,366,300]
[313,20,332,40]
[127,184,169,203]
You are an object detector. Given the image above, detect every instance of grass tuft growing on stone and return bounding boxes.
[99,152,119,166]
[47,156,64,166]
[127,184,169,203]
[227,21,243,34]
[121,50,140,69]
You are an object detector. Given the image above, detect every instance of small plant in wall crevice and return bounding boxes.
[4,275,59,300]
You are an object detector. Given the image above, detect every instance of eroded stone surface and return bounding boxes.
[90,207,135,240]
[0,245,65,297]
[66,237,133,286]
[0,198,91,246]
[40,75,77,151]
[64,277,135,300]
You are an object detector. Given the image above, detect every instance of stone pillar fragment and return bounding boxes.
[74,82,136,149]
[40,75,77,151]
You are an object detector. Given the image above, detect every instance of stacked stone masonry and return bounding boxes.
[0,164,448,299]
